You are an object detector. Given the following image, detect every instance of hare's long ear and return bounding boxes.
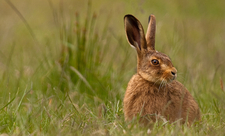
[145,14,156,51]
[124,15,147,52]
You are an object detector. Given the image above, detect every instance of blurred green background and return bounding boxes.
[0,0,225,135]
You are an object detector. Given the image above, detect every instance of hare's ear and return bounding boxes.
[145,14,156,51]
[124,14,147,52]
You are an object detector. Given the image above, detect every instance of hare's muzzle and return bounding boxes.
[170,68,177,80]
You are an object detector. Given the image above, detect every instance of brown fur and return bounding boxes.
[123,14,201,125]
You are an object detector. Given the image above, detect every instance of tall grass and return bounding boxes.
[54,1,131,105]
[0,0,224,135]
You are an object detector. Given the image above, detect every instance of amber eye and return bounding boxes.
[151,59,159,65]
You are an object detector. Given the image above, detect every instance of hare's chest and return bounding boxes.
[140,90,169,112]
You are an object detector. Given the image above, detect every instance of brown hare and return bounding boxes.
[123,14,200,125]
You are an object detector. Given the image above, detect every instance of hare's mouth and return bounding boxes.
[163,72,177,83]
[166,76,176,83]
[157,75,176,85]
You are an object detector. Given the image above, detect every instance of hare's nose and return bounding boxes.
[171,68,177,76]
[171,71,176,76]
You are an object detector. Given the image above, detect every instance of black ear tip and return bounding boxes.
[124,14,135,19]
[124,14,139,26]
[148,14,155,23]
[148,16,151,23]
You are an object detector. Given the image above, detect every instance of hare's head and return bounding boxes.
[124,14,177,84]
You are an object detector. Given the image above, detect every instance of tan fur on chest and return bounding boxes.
[123,74,200,124]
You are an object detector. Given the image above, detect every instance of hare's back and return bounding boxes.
[169,81,201,122]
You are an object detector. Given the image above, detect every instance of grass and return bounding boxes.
[0,0,225,135]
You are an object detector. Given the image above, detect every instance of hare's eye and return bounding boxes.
[151,59,159,65]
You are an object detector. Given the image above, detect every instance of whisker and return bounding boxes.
[177,72,186,79]
[159,79,164,91]
[167,82,172,87]
[158,81,162,91]
[154,79,160,86]
[177,72,184,75]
